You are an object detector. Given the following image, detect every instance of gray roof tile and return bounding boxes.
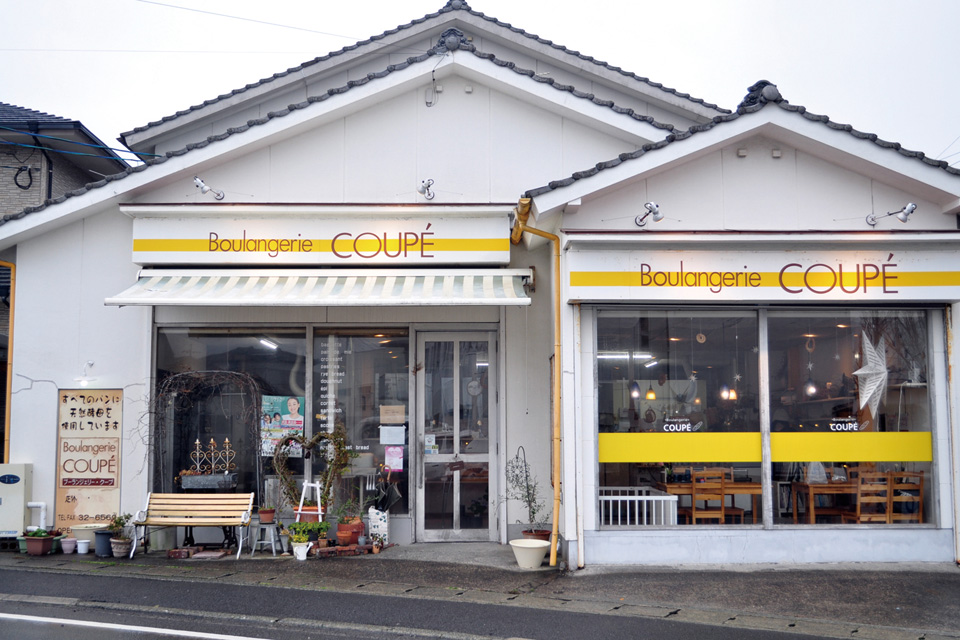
[121,1,726,139]
[522,80,960,198]
[5,39,678,223]
[0,102,74,125]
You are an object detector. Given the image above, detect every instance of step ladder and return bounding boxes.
[295,481,324,523]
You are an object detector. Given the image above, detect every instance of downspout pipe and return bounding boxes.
[511,198,563,567]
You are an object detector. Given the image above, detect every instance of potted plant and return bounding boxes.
[334,498,364,545]
[370,532,384,554]
[289,530,311,560]
[107,513,134,558]
[288,520,330,548]
[505,446,551,541]
[257,505,276,524]
[24,528,54,556]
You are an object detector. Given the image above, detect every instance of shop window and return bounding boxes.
[596,310,761,526]
[313,330,410,515]
[768,310,932,524]
[154,329,306,497]
[594,307,935,528]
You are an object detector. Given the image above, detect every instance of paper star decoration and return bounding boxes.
[854,336,887,419]
[734,373,742,382]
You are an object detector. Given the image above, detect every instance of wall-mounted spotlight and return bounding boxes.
[635,202,663,227]
[866,202,916,227]
[417,179,435,200]
[193,176,225,200]
[74,360,96,388]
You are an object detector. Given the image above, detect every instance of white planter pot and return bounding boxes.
[292,542,311,561]
[509,539,550,569]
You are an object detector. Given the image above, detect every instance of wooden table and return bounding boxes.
[791,481,857,524]
[657,481,762,523]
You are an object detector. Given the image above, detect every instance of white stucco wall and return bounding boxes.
[10,209,151,520]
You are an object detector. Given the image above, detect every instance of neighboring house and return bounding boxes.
[0,2,958,566]
[0,103,127,464]
[0,103,128,214]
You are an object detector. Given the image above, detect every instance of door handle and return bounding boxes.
[418,433,424,489]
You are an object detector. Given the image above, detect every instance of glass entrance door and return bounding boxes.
[416,332,497,541]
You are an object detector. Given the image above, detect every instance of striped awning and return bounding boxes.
[105,269,532,307]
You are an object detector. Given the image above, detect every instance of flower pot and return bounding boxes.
[258,509,275,524]
[76,539,90,554]
[509,539,549,569]
[335,530,352,546]
[111,538,133,558]
[295,506,320,522]
[291,542,311,560]
[521,529,551,542]
[25,536,54,556]
[337,520,364,545]
[61,537,77,554]
[371,544,382,554]
[94,529,114,557]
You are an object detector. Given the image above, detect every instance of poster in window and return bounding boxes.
[56,389,122,530]
[261,395,304,457]
[384,445,404,471]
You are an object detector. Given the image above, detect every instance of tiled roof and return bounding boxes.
[3,34,679,225]
[0,102,74,125]
[522,80,960,198]
[121,0,726,139]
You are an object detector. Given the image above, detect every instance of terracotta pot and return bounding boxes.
[258,509,275,524]
[336,531,352,546]
[337,520,364,545]
[521,529,551,542]
[296,506,320,523]
[25,536,53,556]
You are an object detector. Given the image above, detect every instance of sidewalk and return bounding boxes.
[1,543,959,639]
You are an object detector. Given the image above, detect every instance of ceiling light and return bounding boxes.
[259,338,279,350]
[645,383,657,400]
[629,381,642,398]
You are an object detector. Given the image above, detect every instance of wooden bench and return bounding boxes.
[131,492,254,559]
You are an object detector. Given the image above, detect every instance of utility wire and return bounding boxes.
[0,126,161,158]
[135,0,360,40]
[0,140,143,162]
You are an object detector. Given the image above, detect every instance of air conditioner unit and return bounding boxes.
[0,464,32,539]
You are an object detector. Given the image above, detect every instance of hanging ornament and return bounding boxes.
[854,335,888,419]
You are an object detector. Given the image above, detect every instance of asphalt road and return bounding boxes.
[0,569,817,640]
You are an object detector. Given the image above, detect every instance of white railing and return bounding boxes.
[599,486,678,527]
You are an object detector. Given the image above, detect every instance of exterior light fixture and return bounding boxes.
[417,179,435,200]
[866,202,916,227]
[635,201,663,227]
[74,360,96,387]
[193,176,225,200]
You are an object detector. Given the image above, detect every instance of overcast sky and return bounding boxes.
[2,0,957,166]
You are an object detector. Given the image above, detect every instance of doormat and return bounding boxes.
[191,550,228,559]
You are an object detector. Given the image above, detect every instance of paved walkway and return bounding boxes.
[2,543,959,639]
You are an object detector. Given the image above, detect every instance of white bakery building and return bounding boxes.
[2,1,959,566]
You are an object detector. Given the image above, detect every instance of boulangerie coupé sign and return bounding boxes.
[129,213,511,266]
[567,248,960,302]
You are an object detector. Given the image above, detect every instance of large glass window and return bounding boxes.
[768,310,931,524]
[596,307,935,528]
[597,310,761,525]
[155,329,306,496]
[313,330,410,514]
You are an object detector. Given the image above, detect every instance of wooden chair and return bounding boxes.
[841,471,891,524]
[889,471,923,523]
[678,470,744,524]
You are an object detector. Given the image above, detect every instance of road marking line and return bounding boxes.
[0,612,265,639]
